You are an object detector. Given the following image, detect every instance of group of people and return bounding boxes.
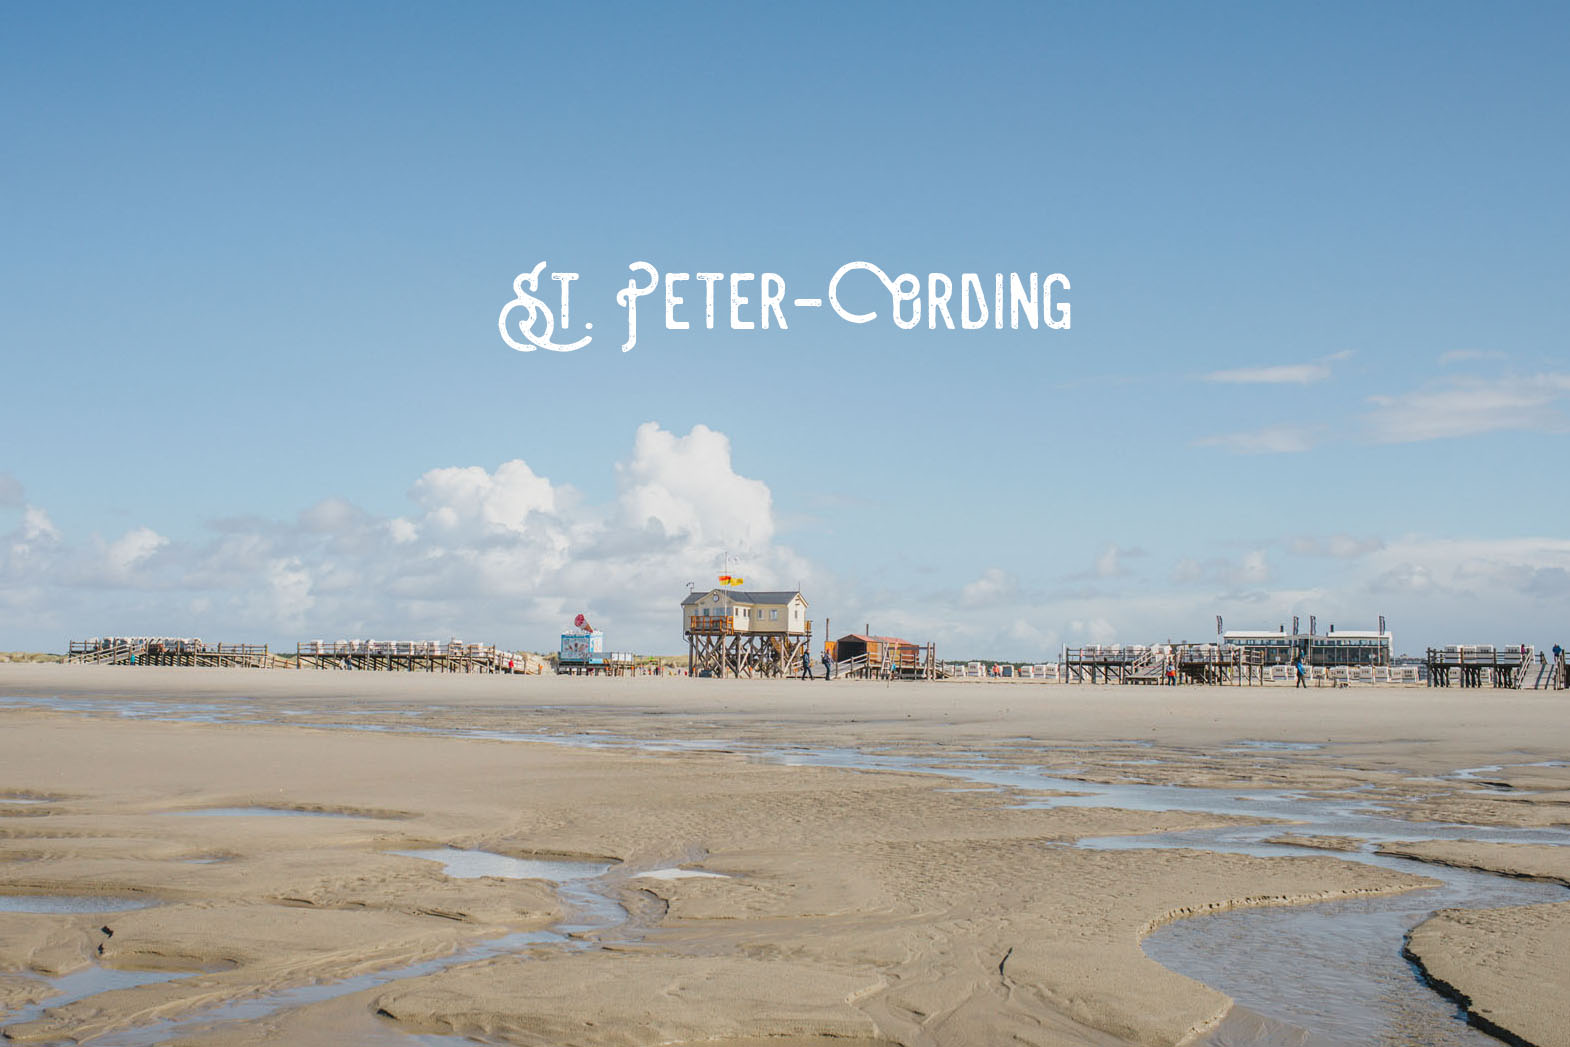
[801,650,834,679]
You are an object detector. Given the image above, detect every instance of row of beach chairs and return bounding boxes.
[300,640,497,658]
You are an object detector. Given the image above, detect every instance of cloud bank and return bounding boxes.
[0,423,811,653]
[3,426,1566,659]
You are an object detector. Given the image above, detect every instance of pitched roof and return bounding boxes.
[681,588,804,606]
[732,590,804,605]
[836,633,917,646]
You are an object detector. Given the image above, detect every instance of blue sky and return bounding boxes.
[3,2,1567,656]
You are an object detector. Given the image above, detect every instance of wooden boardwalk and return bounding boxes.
[1425,645,1537,688]
[68,638,270,668]
[1064,644,1265,685]
[294,641,522,673]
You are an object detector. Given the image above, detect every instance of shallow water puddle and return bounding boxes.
[0,895,156,913]
[2,966,192,1031]
[1144,876,1561,1047]
[391,848,626,938]
[170,806,373,818]
[633,867,729,880]
[390,848,610,882]
[1224,740,1324,752]
[0,696,234,723]
[27,856,630,1046]
[68,931,560,1047]
[1076,827,1567,1045]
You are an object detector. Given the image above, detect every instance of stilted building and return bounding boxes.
[1223,624,1392,667]
[682,588,811,678]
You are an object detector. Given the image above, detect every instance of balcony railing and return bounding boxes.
[685,616,813,636]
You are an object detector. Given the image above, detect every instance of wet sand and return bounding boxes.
[2,665,1567,1046]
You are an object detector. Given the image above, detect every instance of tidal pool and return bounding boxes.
[2,966,192,1031]
[633,867,729,880]
[390,848,611,882]
[0,895,156,914]
[170,806,374,818]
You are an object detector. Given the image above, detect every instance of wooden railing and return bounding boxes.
[685,616,814,636]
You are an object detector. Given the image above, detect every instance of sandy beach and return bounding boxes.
[1,664,1567,1046]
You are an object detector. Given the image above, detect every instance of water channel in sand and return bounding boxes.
[16,848,631,1047]
[2,693,1567,1045]
[0,896,157,914]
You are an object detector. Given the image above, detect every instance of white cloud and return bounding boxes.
[1172,549,1270,588]
[1094,543,1136,578]
[5,426,1568,659]
[1364,373,1570,443]
[0,423,811,652]
[1195,424,1318,454]
[1204,350,1352,385]
[20,506,59,543]
[846,533,1567,659]
[1365,536,1570,598]
[1198,368,1570,454]
[1355,536,1570,646]
[1007,617,1055,650]
[960,568,1018,607]
[411,459,558,537]
[615,422,773,551]
[1237,550,1269,584]
[5,505,61,569]
[1058,544,1147,582]
[254,557,315,632]
[386,518,418,544]
[100,526,170,584]
[1069,617,1119,645]
[299,498,367,534]
[1438,349,1506,366]
[1287,534,1384,559]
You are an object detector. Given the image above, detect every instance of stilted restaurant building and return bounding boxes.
[681,588,812,678]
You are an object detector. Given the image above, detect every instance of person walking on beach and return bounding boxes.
[1294,655,1307,689]
[801,650,814,680]
[822,650,833,680]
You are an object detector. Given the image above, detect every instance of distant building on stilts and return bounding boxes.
[682,588,812,678]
